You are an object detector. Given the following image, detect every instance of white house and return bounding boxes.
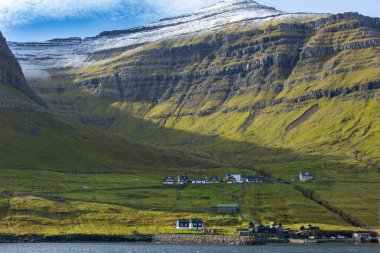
[176,219,204,231]
[176,219,190,230]
[226,173,242,183]
[192,178,209,184]
[299,171,314,181]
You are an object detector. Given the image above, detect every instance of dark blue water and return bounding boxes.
[1,243,380,253]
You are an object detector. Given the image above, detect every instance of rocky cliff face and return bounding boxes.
[0,32,46,107]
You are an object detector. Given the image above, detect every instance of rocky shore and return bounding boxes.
[0,233,289,245]
[153,234,287,245]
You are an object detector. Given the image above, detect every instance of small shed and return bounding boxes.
[299,171,314,181]
[237,229,250,236]
[217,204,239,213]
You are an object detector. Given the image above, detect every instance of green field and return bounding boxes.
[1,164,379,235]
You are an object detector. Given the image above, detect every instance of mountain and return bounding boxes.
[8,1,379,164]
[3,0,380,234]
[0,30,215,172]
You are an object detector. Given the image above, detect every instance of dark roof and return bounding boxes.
[243,175,258,180]
[217,204,238,208]
[177,219,190,222]
[300,171,313,177]
[191,218,203,223]
[179,176,189,180]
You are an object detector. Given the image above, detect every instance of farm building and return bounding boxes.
[217,204,239,213]
[299,171,314,181]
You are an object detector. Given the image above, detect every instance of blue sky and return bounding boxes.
[1,0,379,42]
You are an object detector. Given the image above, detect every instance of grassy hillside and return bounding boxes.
[0,84,218,172]
[30,14,380,165]
[1,168,371,236]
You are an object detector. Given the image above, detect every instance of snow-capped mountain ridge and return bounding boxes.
[8,0,325,78]
[96,0,283,38]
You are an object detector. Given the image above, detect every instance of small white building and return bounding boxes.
[176,219,190,230]
[192,178,209,184]
[226,173,242,183]
[299,171,314,182]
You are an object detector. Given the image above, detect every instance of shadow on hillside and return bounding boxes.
[76,105,352,171]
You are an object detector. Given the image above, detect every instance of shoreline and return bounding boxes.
[0,234,377,245]
[0,234,281,245]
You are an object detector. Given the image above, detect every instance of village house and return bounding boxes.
[242,175,263,183]
[190,218,204,231]
[192,178,209,184]
[217,204,239,213]
[176,218,204,231]
[352,233,373,242]
[209,176,219,183]
[226,173,242,183]
[178,175,190,185]
[299,171,314,181]
[226,175,236,183]
[162,176,175,185]
[176,219,190,230]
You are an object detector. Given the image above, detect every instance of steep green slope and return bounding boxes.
[0,30,217,172]
[34,13,380,165]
